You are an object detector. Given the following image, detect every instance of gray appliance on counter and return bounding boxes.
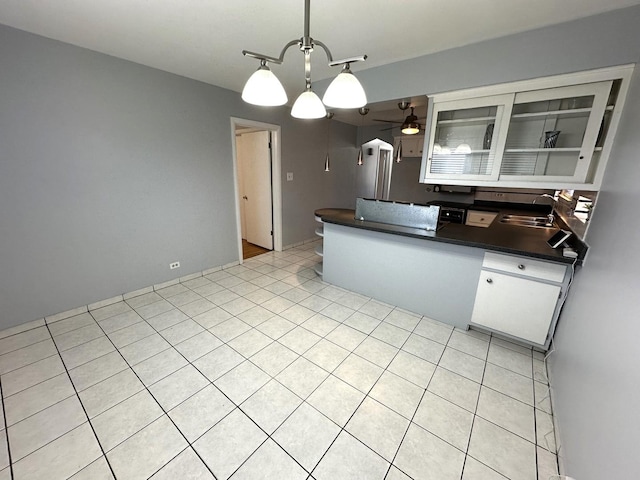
[355,138,394,201]
[426,201,470,224]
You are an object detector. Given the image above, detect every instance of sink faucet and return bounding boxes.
[533,193,557,225]
[547,212,555,225]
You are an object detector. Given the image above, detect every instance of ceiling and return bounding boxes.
[1,0,638,124]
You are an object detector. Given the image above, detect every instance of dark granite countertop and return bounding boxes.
[315,207,586,265]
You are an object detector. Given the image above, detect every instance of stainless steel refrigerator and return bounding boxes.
[355,138,394,200]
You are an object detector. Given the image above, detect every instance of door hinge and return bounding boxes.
[270,230,273,236]
[268,142,272,149]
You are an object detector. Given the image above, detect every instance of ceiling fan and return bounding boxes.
[374,101,426,135]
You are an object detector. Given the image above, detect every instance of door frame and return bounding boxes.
[230,117,283,262]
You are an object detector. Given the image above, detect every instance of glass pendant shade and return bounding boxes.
[241,64,288,106]
[322,64,367,108]
[357,148,363,165]
[401,122,420,135]
[395,141,403,163]
[291,89,326,119]
[324,154,330,172]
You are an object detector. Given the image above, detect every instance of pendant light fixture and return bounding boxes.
[324,113,333,172]
[394,102,410,162]
[241,0,367,119]
[357,107,369,166]
[395,137,403,163]
[401,107,421,135]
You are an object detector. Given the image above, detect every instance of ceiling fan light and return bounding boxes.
[401,122,420,135]
[291,89,327,119]
[322,64,367,108]
[241,63,288,106]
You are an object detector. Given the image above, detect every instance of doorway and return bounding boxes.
[231,118,282,262]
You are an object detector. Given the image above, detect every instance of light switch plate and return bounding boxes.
[286,172,293,181]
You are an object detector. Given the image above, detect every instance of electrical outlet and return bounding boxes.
[169,261,180,270]
[286,172,293,181]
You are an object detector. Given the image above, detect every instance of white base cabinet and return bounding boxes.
[470,252,569,347]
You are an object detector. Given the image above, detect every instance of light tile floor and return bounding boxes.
[0,241,560,479]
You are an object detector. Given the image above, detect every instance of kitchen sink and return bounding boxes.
[500,214,555,228]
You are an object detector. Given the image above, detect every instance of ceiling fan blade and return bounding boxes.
[373,119,402,124]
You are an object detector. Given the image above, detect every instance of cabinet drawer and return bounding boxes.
[466,210,498,227]
[483,252,566,283]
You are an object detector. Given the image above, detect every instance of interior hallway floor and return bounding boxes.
[0,240,559,479]
[242,239,271,260]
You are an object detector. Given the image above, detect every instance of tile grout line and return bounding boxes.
[130,285,323,478]
[84,310,220,480]
[303,306,424,478]
[380,315,448,480]
[43,322,119,480]
[128,259,385,477]
[224,250,430,475]
[0,377,15,480]
[457,341,490,479]
[532,349,541,480]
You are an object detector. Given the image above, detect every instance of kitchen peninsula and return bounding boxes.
[316,202,581,349]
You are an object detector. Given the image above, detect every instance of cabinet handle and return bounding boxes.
[486,278,493,284]
[518,264,525,270]
[579,155,584,160]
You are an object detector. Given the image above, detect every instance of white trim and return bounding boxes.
[431,64,635,103]
[123,286,154,300]
[0,318,46,339]
[282,237,319,250]
[202,266,222,276]
[153,278,180,290]
[222,260,241,270]
[44,305,89,324]
[230,117,283,266]
[88,295,124,311]
[179,272,203,282]
[6,260,246,334]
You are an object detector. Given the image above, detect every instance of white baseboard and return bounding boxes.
[2,260,238,336]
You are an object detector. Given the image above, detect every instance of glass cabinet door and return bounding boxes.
[501,81,612,182]
[424,94,514,181]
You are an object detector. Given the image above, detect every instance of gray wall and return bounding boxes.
[0,23,357,328]
[322,5,640,478]
[548,68,640,478]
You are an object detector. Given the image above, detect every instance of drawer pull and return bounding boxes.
[518,264,525,270]
[486,278,493,284]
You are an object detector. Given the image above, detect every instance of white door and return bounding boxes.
[237,130,273,250]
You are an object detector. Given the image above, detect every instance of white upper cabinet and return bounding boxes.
[420,66,634,189]
[500,82,611,183]
[394,135,424,157]
[423,94,513,181]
